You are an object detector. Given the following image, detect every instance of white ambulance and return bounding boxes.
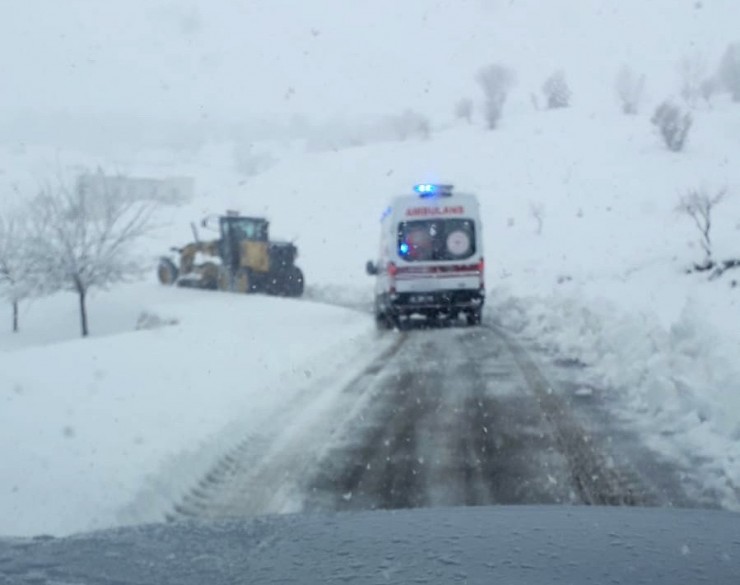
[365,184,485,328]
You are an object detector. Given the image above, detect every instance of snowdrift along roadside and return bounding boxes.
[0,285,381,537]
[491,284,740,509]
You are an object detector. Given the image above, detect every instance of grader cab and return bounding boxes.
[157,212,304,297]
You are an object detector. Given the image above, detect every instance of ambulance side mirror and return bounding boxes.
[365,260,378,276]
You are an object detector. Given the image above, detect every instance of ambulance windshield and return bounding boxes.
[397,219,476,262]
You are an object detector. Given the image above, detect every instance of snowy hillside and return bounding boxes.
[1,0,739,536]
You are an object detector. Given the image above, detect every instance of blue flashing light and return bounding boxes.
[399,242,410,255]
[414,184,437,195]
[414,183,454,198]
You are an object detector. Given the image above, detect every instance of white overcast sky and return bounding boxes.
[0,0,489,120]
[0,0,735,122]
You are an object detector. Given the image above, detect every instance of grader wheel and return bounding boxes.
[199,262,221,290]
[283,266,304,297]
[157,258,179,285]
[233,268,252,293]
[217,267,231,291]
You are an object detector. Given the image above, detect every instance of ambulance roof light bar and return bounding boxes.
[414,184,454,198]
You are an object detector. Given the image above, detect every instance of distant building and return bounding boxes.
[76,173,195,205]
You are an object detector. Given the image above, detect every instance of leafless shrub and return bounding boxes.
[454,98,473,124]
[718,42,740,101]
[529,201,544,235]
[135,311,179,330]
[699,76,720,107]
[675,187,727,270]
[615,66,645,115]
[233,143,276,177]
[388,109,431,141]
[476,64,515,129]
[679,53,708,108]
[542,70,571,109]
[651,101,693,152]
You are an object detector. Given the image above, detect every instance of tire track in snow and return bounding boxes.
[489,325,652,507]
[304,327,579,510]
[165,332,408,522]
[170,321,665,521]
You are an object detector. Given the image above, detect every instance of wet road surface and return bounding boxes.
[169,324,701,521]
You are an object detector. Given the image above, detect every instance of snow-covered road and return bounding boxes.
[2,284,734,539]
[3,280,735,539]
[168,323,710,522]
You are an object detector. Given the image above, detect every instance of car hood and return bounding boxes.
[1,506,738,584]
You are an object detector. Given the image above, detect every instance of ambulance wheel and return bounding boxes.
[466,309,482,326]
[375,311,394,331]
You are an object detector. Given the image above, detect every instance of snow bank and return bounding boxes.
[491,284,740,508]
[0,286,378,536]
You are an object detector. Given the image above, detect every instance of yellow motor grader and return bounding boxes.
[157,212,304,297]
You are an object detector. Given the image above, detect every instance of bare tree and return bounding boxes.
[454,98,474,124]
[678,53,707,108]
[476,64,515,129]
[232,143,276,177]
[699,76,720,108]
[0,212,40,332]
[675,187,727,270]
[388,109,431,141]
[651,101,693,152]
[615,66,645,114]
[30,175,158,337]
[718,42,740,101]
[416,115,431,140]
[529,201,544,235]
[529,92,541,111]
[542,70,571,109]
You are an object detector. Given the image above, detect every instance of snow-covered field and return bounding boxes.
[1,0,739,536]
